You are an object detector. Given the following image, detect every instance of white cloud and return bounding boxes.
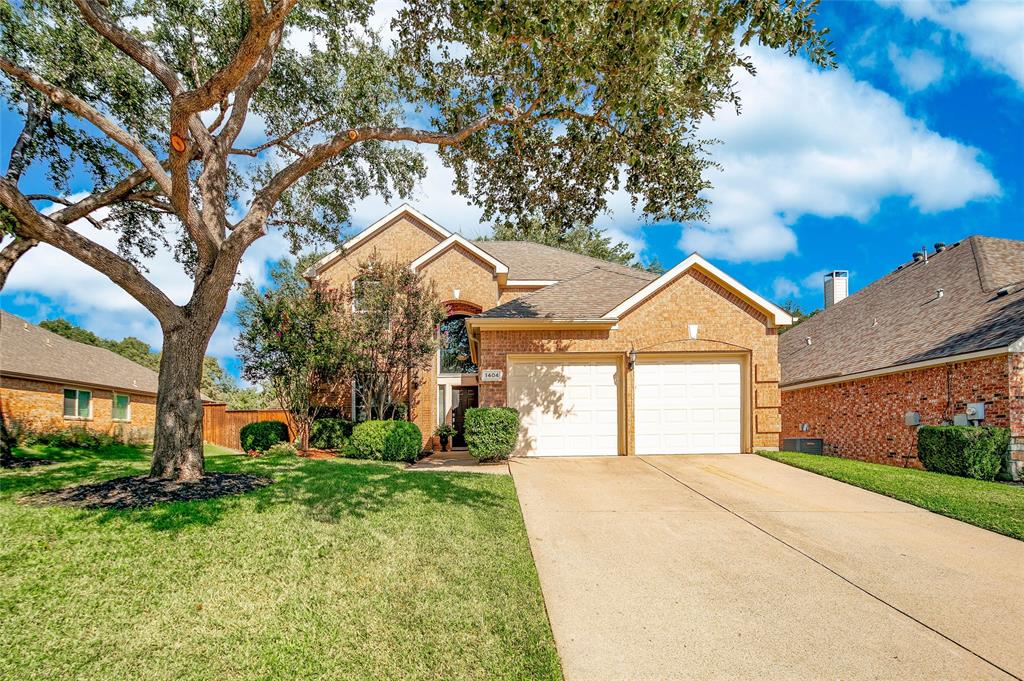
[800,269,831,291]
[348,145,487,238]
[878,0,1024,87]
[680,45,1000,262]
[888,45,946,92]
[772,276,801,300]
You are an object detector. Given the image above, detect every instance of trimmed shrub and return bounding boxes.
[348,420,422,462]
[239,420,289,453]
[464,407,519,461]
[265,441,298,457]
[23,427,117,450]
[917,425,1010,481]
[309,418,354,450]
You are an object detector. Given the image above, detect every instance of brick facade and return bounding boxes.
[476,269,782,452]
[781,353,1020,469]
[315,210,784,454]
[1,375,157,441]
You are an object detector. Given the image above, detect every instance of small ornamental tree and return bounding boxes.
[236,257,346,450]
[0,0,834,478]
[343,255,446,421]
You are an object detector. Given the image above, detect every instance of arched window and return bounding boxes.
[439,315,477,375]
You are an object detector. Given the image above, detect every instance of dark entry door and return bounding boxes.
[452,386,478,447]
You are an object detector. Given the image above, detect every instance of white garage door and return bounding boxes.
[507,360,619,456]
[634,360,742,455]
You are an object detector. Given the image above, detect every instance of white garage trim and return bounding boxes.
[507,354,625,456]
[632,353,751,455]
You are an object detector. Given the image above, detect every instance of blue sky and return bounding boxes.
[2,0,1022,381]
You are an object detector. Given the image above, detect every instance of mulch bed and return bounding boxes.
[2,457,54,469]
[23,472,273,509]
[298,448,338,460]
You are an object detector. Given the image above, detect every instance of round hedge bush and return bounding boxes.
[239,420,289,452]
[309,418,355,450]
[348,420,422,462]
[464,407,519,461]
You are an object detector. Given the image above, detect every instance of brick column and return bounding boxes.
[1009,352,1024,480]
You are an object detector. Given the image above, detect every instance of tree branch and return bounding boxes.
[174,0,296,119]
[0,177,178,320]
[232,106,519,245]
[0,237,37,289]
[24,194,106,230]
[72,0,185,96]
[0,56,173,197]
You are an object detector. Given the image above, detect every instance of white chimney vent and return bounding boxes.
[824,270,849,308]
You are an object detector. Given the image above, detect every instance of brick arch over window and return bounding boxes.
[443,300,483,316]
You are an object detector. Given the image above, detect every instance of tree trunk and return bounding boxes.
[149,322,210,480]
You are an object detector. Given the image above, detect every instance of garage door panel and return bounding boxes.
[635,360,743,455]
[508,360,620,457]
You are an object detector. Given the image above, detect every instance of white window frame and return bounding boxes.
[111,393,132,422]
[351,276,379,313]
[62,387,93,420]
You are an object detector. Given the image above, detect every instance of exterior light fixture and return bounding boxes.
[688,324,699,340]
[628,348,637,369]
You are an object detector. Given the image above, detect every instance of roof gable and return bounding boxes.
[604,254,793,326]
[410,234,509,282]
[307,205,452,277]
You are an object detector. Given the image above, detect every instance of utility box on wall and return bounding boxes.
[782,438,824,455]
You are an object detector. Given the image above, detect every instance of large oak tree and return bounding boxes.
[0,0,833,479]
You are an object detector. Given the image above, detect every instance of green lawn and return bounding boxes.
[759,451,1024,541]
[0,444,561,680]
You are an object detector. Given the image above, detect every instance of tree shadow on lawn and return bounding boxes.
[4,448,507,533]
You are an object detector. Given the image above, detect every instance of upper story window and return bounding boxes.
[351,277,379,312]
[439,315,477,375]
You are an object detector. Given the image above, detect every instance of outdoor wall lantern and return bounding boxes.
[628,348,637,369]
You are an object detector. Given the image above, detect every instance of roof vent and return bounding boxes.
[805,336,812,346]
[912,251,925,262]
[936,288,944,299]
[934,242,947,252]
[996,285,1015,297]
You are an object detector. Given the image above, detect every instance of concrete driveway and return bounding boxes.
[510,454,1024,680]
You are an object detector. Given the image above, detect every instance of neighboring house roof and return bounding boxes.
[0,311,161,395]
[475,265,656,319]
[780,236,1024,388]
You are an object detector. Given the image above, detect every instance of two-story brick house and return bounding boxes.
[308,205,793,456]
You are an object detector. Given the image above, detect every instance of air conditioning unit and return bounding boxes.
[782,438,823,455]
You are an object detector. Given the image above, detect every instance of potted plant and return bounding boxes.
[434,424,456,452]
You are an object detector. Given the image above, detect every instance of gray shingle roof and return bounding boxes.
[0,311,160,394]
[473,240,658,282]
[476,265,655,319]
[780,236,1024,387]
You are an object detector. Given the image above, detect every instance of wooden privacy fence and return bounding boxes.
[202,403,293,451]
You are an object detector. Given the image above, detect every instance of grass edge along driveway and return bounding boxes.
[0,444,562,681]
[759,450,1024,541]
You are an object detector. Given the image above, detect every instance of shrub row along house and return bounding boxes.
[307,205,793,456]
[0,311,159,440]
[780,236,1024,478]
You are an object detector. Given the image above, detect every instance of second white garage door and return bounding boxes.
[507,360,619,456]
[634,359,742,455]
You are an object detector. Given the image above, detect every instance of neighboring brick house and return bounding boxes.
[0,311,159,441]
[308,205,793,456]
[780,236,1024,477]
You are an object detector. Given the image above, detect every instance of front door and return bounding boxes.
[451,386,478,447]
